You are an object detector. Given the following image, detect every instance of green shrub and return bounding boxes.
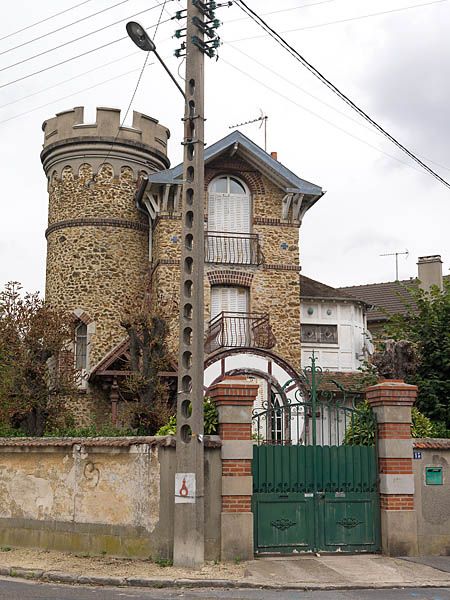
[411,407,435,438]
[156,398,218,436]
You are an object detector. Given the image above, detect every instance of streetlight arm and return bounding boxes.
[153,49,186,99]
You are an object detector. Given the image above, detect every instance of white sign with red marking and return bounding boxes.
[175,472,196,503]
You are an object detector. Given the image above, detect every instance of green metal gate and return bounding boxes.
[252,355,380,554]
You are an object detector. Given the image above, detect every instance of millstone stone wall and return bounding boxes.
[42,107,170,369]
[0,437,221,559]
[151,166,301,369]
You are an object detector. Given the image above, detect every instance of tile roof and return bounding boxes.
[303,370,369,393]
[0,436,221,449]
[300,275,367,304]
[413,438,450,449]
[338,279,419,322]
[338,275,449,322]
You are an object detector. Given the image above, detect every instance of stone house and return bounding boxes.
[41,106,324,426]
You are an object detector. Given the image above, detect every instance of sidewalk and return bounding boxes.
[0,547,450,590]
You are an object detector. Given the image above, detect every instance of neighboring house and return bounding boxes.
[41,106,324,426]
[339,255,447,339]
[300,274,372,373]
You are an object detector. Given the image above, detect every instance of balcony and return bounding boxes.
[205,232,263,265]
[205,311,276,354]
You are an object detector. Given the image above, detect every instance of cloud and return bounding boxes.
[358,6,450,167]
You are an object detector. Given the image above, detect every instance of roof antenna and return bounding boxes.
[380,249,409,281]
[229,109,268,151]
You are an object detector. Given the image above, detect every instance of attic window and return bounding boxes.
[211,176,246,195]
[301,324,338,344]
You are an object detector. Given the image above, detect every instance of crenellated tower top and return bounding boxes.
[41,106,171,179]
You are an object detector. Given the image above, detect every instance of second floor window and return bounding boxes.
[207,176,252,264]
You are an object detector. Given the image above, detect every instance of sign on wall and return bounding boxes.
[175,472,196,503]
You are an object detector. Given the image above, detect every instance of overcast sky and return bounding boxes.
[0,0,448,294]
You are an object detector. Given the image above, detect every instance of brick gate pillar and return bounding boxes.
[366,380,419,556]
[209,378,259,561]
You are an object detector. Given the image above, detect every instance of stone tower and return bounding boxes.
[42,106,170,372]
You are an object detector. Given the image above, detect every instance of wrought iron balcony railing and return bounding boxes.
[205,311,276,354]
[205,231,263,265]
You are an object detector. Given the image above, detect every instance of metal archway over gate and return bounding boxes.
[252,354,380,554]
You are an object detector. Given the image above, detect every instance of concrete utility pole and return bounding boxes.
[173,0,207,569]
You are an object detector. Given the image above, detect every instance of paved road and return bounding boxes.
[1,579,450,600]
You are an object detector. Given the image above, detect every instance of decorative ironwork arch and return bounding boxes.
[204,346,308,395]
[206,367,290,407]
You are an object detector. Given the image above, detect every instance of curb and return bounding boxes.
[1,566,450,591]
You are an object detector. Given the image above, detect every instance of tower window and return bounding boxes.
[75,323,88,370]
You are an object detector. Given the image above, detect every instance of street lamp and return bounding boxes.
[126,21,185,98]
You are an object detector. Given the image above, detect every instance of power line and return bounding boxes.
[0,0,96,43]
[0,52,140,111]
[234,0,450,190]
[227,0,339,23]
[0,1,173,75]
[98,0,169,171]
[220,56,424,175]
[0,0,133,58]
[0,63,154,127]
[230,0,450,42]
[225,41,450,175]
[0,16,172,91]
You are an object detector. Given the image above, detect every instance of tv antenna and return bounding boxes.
[229,109,268,151]
[380,249,409,281]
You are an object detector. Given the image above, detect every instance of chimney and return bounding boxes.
[417,255,443,292]
[270,151,278,160]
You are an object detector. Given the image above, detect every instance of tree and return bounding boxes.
[120,302,172,433]
[0,282,75,435]
[384,280,450,429]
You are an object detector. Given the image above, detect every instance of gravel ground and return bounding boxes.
[0,547,245,580]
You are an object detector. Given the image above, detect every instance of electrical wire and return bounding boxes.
[230,0,450,42]
[98,0,170,171]
[0,52,140,111]
[0,62,154,127]
[234,0,450,190]
[220,56,425,175]
[0,0,96,43]
[0,0,133,58]
[0,1,173,75]
[227,0,339,24]
[0,16,173,91]
[225,41,450,174]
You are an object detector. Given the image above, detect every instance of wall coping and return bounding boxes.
[0,435,221,450]
[413,438,450,449]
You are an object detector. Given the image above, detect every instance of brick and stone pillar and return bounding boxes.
[209,378,258,561]
[366,380,418,556]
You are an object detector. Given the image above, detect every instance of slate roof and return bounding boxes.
[300,274,366,304]
[339,275,449,322]
[147,130,323,197]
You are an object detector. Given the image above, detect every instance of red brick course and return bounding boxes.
[207,270,254,288]
[222,460,252,476]
[379,458,413,474]
[380,494,414,510]
[222,495,252,513]
[378,423,411,439]
[219,423,252,440]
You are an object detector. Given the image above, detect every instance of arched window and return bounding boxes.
[208,176,251,263]
[208,176,250,233]
[75,322,87,370]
